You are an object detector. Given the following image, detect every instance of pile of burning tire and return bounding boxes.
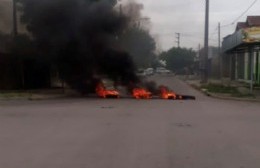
[95,82,195,100]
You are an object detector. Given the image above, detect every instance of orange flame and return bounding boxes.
[96,83,119,98]
[160,86,177,99]
[132,88,152,99]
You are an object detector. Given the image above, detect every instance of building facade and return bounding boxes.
[222,16,260,85]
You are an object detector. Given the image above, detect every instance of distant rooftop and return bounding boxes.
[236,16,260,31]
[235,22,247,31]
[223,16,260,52]
[247,16,260,26]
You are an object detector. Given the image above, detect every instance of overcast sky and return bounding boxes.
[1,0,260,51]
[132,0,260,51]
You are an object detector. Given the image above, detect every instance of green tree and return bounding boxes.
[159,47,196,74]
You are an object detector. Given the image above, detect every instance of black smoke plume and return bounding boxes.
[0,1,12,33]
[18,0,140,93]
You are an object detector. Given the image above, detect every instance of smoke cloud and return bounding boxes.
[18,0,144,93]
[0,1,12,33]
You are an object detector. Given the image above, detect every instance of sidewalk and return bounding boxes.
[0,89,77,101]
[179,75,260,102]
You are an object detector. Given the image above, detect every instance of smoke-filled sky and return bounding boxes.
[1,0,260,51]
[0,0,12,32]
[132,0,260,51]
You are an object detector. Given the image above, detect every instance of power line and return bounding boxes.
[220,23,233,28]
[231,0,258,24]
[214,0,258,29]
[209,0,258,46]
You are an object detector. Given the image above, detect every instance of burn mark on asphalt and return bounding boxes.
[174,123,192,128]
[101,106,114,109]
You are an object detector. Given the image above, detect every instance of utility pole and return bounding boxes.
[218,22,222,79]
[175,33,180,48]
[117,0,122,16]
[12,0,18,37]
[119,4,122,16]
[218,22,221,53]
[202,0,209,83]
[13,0,25,89]
[198,43,201,72]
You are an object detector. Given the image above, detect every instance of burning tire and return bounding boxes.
[132,88,152,99]
[96,82,120,99]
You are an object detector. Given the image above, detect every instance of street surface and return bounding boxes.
[0,75,260,168]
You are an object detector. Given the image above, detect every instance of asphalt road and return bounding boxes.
[0,75,260,168]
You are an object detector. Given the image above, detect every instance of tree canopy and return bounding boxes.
[159,47,196,74]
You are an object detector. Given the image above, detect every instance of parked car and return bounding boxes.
[136,69,146,76]
[156,67,171,74]
[144,68,154,76]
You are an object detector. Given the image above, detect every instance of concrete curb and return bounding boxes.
[207,92,260,102]
[182,79,260,102]
[0,97,29,101]
[28,94,68,100]
[0,95,67,101]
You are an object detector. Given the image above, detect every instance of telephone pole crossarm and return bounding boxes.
[175,33,180,48]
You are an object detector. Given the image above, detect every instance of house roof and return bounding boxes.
[235,16,260,31]
[247,16,260,26]
[236,22,247,31]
